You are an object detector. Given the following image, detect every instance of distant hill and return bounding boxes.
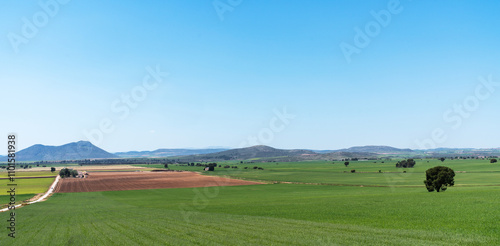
[321,151,379,159]
[2,141,498,163]
[2,141,117,162]
[333,146,414,154]
[308,149,335,154]
[114,148,229,158]
[176,145,320,161]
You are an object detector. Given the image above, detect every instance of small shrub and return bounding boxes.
[490,159,498,163]
[351,169,356,173]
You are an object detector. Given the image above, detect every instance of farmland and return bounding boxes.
[54,171,261,193]
[157,158,500,187]
[0,171,56,208]
[0,159,499,245]
[0,171,54,178]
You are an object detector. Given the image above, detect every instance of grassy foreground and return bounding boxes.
[0,159,498,245]
[0,184,498,245]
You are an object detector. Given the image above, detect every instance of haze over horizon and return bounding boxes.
[4,140,500,155]
[1,1,499,152]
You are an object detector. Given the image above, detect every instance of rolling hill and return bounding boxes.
[114,148,229,158]
[333,146,414,154]
[174,145,321,161]
[2,141,117,162]
[2,140,498,163]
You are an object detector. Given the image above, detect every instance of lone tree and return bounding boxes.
[344,161,350,167]
[59,168,71,178]
[439,157,446,162]
[424,166,455,192]
[59,168,78,178]
[396,159,416,168]
[50,167,56,172]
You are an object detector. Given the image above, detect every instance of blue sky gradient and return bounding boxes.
[1,0,499,152]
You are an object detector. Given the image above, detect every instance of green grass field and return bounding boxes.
[0,178,55,195]
[0,159,498,245]
[0,171,55,178]
[159,159,500,187]
[0,171,56,208]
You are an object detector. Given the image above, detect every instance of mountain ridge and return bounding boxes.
[114,148,229,158]
[333,145,414,154]
[1,141,117,161]
[2,142,500,162]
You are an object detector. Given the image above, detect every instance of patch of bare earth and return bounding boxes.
[25,193,44,202]
[54,171,262,193]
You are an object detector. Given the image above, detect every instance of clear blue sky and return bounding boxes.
[1,0,499,152]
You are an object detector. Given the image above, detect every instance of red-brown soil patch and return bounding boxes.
[54,171,262,193]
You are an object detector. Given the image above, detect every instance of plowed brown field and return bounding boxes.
[54,171,262,193]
